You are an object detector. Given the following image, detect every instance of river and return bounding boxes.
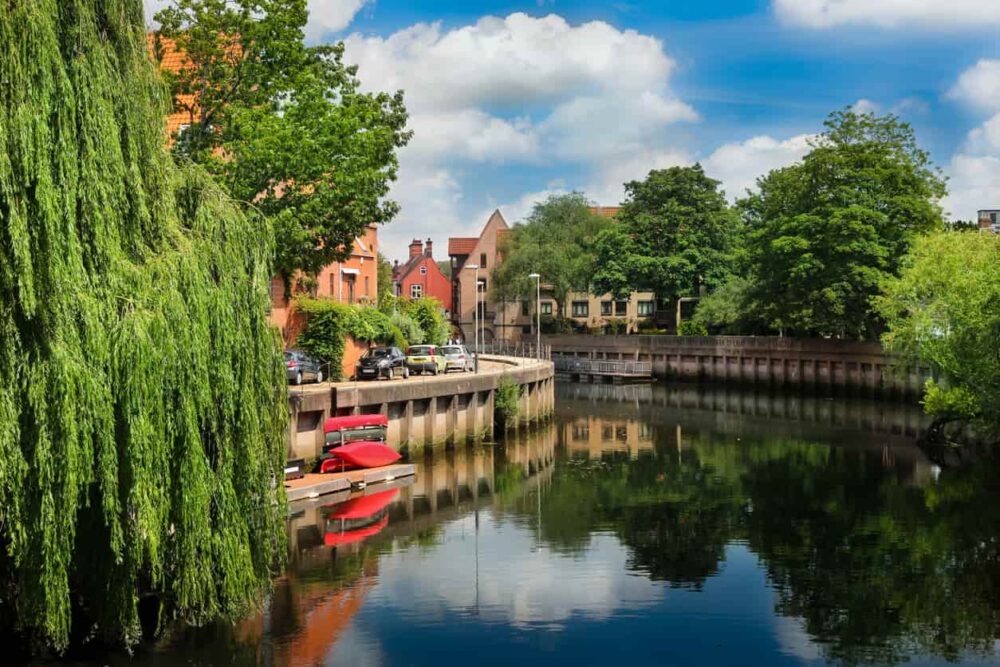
[57,382,1000,666]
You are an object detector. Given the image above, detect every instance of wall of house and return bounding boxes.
[453,211,507,343]
[398,255,453,313]
[270,226,379,344]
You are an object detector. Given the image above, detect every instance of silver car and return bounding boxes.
[439,345,474,373]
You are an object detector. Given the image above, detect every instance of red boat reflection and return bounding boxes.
[322,488,399,547]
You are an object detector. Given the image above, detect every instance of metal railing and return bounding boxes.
[468,340,552,362]
[552,357,652,377]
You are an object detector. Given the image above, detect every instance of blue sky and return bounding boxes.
[147,0,1000,260]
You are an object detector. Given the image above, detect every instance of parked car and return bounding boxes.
[355,347,408,380]
[406,345,447,375]
[286,349,324,385]
[439,344,474,373]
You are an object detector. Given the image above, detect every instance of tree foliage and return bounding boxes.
[877,230,1000,429]
[0,0,287,651]
[295,299,405,379]
[741,110,946,338]
[492,194,611,316]
[591,165,739,302]
[154,0,411,278]
[400,297,449,346]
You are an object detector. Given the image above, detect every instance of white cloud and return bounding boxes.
[943,61,1000,221]
[305,0,371,42]
[851,98,880,115]
[702,134,814,200]
[773,0,1000,29]
[143,0,369,38]
[948,60,1000,114]
[587,148,693,206]
[942,154,1000,221]
[342,13,696,259]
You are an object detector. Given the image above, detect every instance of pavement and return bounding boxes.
[287,357,542,396]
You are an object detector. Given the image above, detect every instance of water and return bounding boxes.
[60,383,1000,666]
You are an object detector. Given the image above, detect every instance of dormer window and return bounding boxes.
[419,266,428,275]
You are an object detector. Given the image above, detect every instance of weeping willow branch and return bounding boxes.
[0,0,287,651]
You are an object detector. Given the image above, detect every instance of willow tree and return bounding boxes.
[0,0,287,652]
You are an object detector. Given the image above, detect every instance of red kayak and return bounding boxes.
[323,515,389,547]
[327,489,400,520]
[323,414,388,434]
[320,441,401,473]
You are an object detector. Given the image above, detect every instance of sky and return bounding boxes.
[145,0,1000,261]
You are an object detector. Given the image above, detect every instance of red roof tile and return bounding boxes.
[448,238,478,256]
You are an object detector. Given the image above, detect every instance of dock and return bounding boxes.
[285,463,417,504]
[553,357,653,383]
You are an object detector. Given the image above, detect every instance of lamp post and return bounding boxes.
[529,273,541,360]
[465,264,480,369]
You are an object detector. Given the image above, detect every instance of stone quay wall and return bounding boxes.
[543,335,930,396]
[286,356,555,461]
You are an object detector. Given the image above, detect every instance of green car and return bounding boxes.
[406,345,447,375]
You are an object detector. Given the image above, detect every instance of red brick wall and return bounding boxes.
[398,256,452,313]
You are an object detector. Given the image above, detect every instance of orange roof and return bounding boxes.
[148,34,196,139]
[589,206,622,219]
[448,238,478,256]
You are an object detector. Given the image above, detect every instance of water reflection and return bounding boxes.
[59,384,1000,666]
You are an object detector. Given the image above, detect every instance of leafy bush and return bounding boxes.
[605,318,628,335]
[401,297,449,345]
[391,310,424,346]
[494,375,522,430]
[296,299,409,379]
[678,320,709,336]
[540,314,574,334]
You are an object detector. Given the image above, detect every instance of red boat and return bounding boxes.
[322,488,399,546]
[323,414,388,453]
[319,441,401,473]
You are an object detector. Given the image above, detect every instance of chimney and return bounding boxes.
[408,238,423,259]
[424,238,433,257]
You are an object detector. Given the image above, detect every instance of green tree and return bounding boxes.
[492,194,610,317]
[377,253,394,304]
[876,230,1000,429]
[154,1,410,279]
[401,297,449,345]
[591,165,739,303]
[741,110,946,338]
[1,1,286,650]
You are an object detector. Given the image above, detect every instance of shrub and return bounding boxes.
[401,297,449,345]
[391,310,424,346]
[606,318,628,335]
[296,299,410,379]
[494,375,522,430]
[678,320,709,336]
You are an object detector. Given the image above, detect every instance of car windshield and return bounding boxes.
[364,349,391,359]
[440,347,462,355]
[409,346,434,355]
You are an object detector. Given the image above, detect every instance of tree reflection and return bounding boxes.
[531,427,1000,664]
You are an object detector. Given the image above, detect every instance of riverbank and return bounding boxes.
[286,355,555,459]
[544,334,930,397]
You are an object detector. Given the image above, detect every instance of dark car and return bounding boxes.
[286,349,324,385]
[355,347,409,380]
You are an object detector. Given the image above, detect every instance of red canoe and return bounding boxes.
[320,441,401,473]
[323,515,390,547]
[323,414,388,434]
[326,488,400,520]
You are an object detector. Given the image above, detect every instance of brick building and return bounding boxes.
[392,239,452,316]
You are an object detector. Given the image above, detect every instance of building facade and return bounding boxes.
[979,209,1000,232]
[270,226,380,344]
[392,238,453,315]
[448,210,514,343]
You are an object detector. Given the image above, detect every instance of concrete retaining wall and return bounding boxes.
[544,335,930,396]
[287,356,555,460]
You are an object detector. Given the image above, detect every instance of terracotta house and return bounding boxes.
[392,239,452,315]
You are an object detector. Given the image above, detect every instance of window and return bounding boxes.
[541,302,553,315]
[364,276,370,298]
[600,301,612,316]
[638,300,655,316]
[480,253,488,269]
[411,284,423,299]
[615,300,627,316]
[571,301,589,317]
[419,266,428,275]
[521,301,530,316]
[346,275,356,304]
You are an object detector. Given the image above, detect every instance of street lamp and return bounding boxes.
[529,273,541,360]
[464,264,480,369]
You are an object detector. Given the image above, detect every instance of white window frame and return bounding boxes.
[410,284,423,299]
